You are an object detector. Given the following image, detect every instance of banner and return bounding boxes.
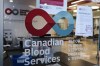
[36,0,67,14]
[75,6,93,37]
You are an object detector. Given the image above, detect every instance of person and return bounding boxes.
[3,37,7,45]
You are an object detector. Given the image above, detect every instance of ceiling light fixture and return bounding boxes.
[69,4,77,8]
[71,0,84,4]
[97,9,100,11]
[73,10,77,12]
[29,5,36,9]
[44,3,47,5]
[9,0,13,2]
[91,6,99,9]
[92,0,100,2]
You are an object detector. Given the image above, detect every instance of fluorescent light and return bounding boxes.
[69,4,77,7]
[73,10,77,12]
[92,0,100,2]
[71,0,84,4]
[29,5,36,9]
[9,0,13,2]
[91,6,99,9]
[97,9,100,11]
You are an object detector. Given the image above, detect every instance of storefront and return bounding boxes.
[1,0,100,66]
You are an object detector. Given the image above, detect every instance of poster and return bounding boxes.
[75,6,93,37]
[36,0,67,14]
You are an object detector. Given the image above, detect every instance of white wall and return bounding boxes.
[4,0,36,37]
[4,20,29,37]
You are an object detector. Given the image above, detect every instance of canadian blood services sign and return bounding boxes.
[25,9,74,36]
[5,8,29,16]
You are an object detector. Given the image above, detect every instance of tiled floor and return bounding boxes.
[61,37,98,65]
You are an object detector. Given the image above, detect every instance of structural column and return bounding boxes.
[0,0,4,66]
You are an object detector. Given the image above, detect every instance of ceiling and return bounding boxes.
[67,0,100,17]
[4,0,100,17]
[68,0,100,9]
[4,0,36,5]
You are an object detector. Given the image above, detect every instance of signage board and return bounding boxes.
[75,6,93,37]
[36,0,67,14]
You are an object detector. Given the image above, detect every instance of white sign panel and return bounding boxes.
[4,0,35,20]
[75,6,93,37]
[36,0,67,14]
